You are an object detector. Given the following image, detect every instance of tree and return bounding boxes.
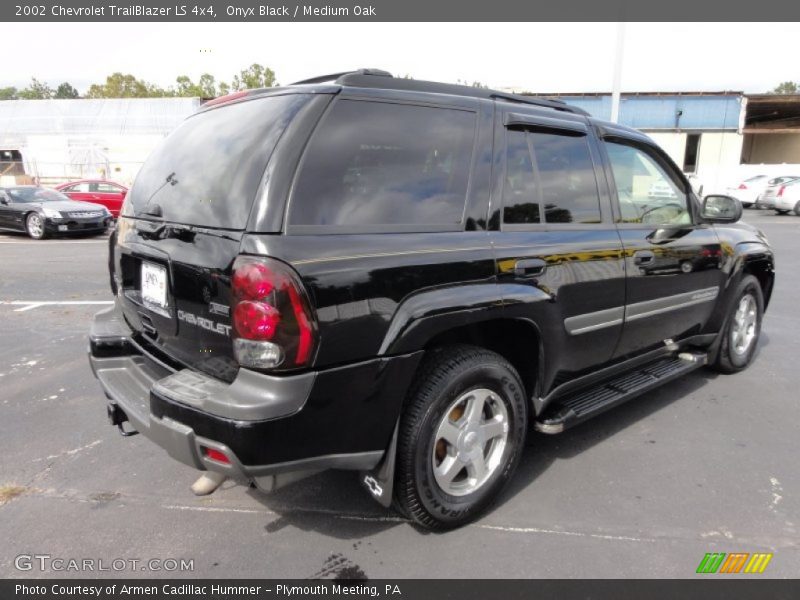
[198,74,217,98]
[230,64,277,90]
[54,82,79,99]
[17,78,53,99]
[86,72,167,98]
[457,79,488,88]
[173,73,219,97]
[0,87,18,100]
[771,81,799,94]
[175,75,202,97]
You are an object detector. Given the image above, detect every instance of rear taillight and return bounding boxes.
[230,256,317,370]
[738,183,748,190]
[777,186,786,197]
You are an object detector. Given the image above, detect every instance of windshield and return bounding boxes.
[7,188,68,203]
[127,93,309,229]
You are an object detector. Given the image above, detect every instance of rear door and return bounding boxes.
[114,92,316,382]
[600,134,725,358]
[490,109,626,394]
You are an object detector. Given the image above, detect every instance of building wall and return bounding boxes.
[555,94,742,130]
[742,133,800,164]
[0,98,200,185]
[638,131,744,192]
[646,132,687,167]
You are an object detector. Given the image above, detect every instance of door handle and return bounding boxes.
[514,258,547,277]
[633,250,655,265]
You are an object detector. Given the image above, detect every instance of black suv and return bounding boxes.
[89,70,774,530]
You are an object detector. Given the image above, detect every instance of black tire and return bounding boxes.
[25,212,47,240]
[394,345,528,530]
[710,275,764,374]
[794,201,800,216]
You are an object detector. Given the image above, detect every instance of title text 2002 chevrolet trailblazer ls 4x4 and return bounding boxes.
[89,70,774,530]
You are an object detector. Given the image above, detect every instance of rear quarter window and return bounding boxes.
[288,99,477,231]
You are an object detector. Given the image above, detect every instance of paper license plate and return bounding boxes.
[141,262,168,309]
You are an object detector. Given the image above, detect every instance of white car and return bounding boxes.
[726,175,769,208]
[755,176,800,209]
[772,179,800,215]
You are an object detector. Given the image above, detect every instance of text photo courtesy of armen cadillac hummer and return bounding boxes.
[0,8,799,593]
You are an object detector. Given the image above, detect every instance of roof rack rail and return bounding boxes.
[488,92,588,116]
[291,68,392,86]
[327,70,589,116]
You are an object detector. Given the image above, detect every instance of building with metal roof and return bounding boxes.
[0,97,200,185]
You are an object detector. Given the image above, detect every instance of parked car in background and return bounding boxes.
[755,176,800,210]
[727,175,769,208]
[55,179,128,218]
[771,179,800,215]
[0,186,111,239]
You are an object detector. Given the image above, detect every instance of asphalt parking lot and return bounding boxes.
[1,213,798,579]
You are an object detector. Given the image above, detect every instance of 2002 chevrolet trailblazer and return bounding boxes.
[89,70,774,529]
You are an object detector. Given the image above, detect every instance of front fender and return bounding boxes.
[703,240,774,340]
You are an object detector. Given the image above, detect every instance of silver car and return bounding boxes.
[755,176,800,209]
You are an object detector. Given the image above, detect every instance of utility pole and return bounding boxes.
[610,22,625,123]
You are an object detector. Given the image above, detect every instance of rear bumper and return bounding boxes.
[88,305,422,489]
[756,197,776,209]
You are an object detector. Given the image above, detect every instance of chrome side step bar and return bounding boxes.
[535,351,707,434]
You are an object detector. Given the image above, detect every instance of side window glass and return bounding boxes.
[290,100,476,228]
[503,129,540,224]
[502,127,602,225]
[604,141,690,225]
[532,132,601,224]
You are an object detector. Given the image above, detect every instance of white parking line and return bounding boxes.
[0,240,107,244]
[0,301,114,312]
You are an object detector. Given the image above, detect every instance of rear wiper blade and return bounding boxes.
[137,172,177,217]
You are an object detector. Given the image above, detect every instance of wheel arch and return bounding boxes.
[704,241,773,360]
[419,319,542,406]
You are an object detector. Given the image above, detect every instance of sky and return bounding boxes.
[3,22,799,94]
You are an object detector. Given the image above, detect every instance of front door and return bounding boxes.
[601,137,725,358]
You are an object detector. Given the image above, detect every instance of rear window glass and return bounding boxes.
[127,94,308,229]
[289,99,476,229]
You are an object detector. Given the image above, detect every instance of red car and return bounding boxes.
[54,179,128,218]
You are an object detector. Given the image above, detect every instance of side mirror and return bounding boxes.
[0,196,8,205]
[701,194,742,223]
